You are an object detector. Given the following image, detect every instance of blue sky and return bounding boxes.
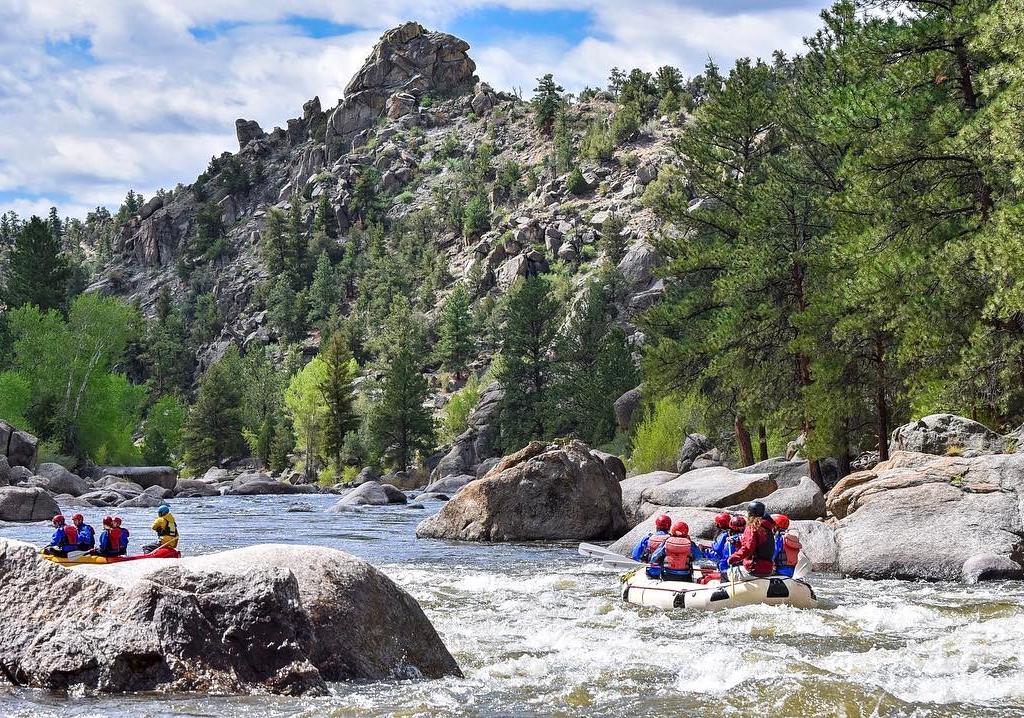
[0,1,830,219]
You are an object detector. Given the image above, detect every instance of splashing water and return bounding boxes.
[2,495,1022,717]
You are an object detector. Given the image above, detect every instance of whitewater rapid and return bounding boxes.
[1,494,1022,717]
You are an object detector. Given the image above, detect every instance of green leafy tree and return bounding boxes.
[285,355,329,478]
[142,395,187,466]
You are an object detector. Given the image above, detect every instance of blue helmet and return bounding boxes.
[157,504,171,516]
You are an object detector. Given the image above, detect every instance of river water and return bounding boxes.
[1,494,1023,717]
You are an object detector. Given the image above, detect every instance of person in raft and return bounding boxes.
[143,504,178,552]
[727,501,776,577]
[71,513,95,552]
[771,514,802,577]
[649,520,705,581]
[113,516,130,555]
[95,516,126,558]
[704,512,733,564]
[632,514,672,574]
[42,514,78,557]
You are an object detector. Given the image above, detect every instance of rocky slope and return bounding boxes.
[89,22,673,385]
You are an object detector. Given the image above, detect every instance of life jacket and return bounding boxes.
[781,532,801,567]
[76,524,95,548]
[109,527,124,552]
[62,525,78,548]
[662,536,693,572]
[156,515,178,537]
[645,533,668,561]
[754,526,775,563]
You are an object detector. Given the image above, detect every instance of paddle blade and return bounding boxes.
[793,551,813,580]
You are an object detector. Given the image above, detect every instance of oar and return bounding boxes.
[578,543,643,570]
[792,551,813,580]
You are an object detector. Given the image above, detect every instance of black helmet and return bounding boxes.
[747,501,766,517]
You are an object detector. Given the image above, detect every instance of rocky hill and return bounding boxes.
[91,21,673,377]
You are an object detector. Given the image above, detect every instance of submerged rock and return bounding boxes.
[0,540,461,695]
[416,440,626,541]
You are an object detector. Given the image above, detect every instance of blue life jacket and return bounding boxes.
[707,531,729,562]
[76,524,95,550]
[718,532,742,572]
[119,528,130,554]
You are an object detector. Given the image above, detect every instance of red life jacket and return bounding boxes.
[645,533,668,561]
[108,527,124,552]
[663,536,692,571]
[782,532,801,567]
[63,525,79,546]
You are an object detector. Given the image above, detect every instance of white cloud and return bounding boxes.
[0,1,827,218]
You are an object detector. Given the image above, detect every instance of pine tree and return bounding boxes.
[553,110,574,174]
[259,208,287,276]
[240,346,283,466]
[285,201,308,287]
[318,332,358,469]
[145,293,194,398]
[655,65,683,98]
[435,284,475,376]
[4,215,70,312]
[367,302,433,471]
[532,73,565,135]
[47,206,62,245]
[182,346,246,472]
[307,251,339,327]
[495,276,561,450]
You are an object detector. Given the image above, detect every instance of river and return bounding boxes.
[1,494,1023,717]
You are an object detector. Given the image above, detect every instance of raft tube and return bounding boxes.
[42,546,181,566]
[622,570,818,611]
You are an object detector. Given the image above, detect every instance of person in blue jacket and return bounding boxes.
[96,516,124,558]
[71,513,95,551]
[705,512,733,562]
[715,515,746,572]
[632,514,672,568]
[650,521,705,581]
[113,516,129,555]
[42,514,78,557]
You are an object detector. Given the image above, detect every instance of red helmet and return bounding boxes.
[102,515,114,527]
[654,514,672,531]
[714,512,731,530]
[671,520,689,537]
[52,514,65,526]
[729,516,747,532]
[72,513,84,523]
[772,514,790,530]
[112,517,123,527]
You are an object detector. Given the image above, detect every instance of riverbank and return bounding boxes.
[2,495,1023,717]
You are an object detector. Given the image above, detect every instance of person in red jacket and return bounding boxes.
[727,501,776,576]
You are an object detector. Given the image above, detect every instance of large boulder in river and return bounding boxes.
[730,476,826,520]
[890,414,1007,457]
[0,486,59,521]
[827,451,1024,582]
[420,474,475,495]
[0,456,9,486]
[28,463,91,496]
[416,440,626,542]
[641,466,777,515]
[174,479,220,498]
[0,540,460,694]
[96,466,177,491]
[619,470,678,527]
[228,472,315,495]
[328,481,407,508]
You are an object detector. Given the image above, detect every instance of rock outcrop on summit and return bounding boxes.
[325,22,477,158]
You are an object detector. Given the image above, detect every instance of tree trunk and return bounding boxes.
[839,417,852,478]
[734,415,754,467]
[808,458,825,491]
[757,423,768,462]
[874,335,890,462]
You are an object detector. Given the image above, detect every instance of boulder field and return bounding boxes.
[0,540,460,695]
